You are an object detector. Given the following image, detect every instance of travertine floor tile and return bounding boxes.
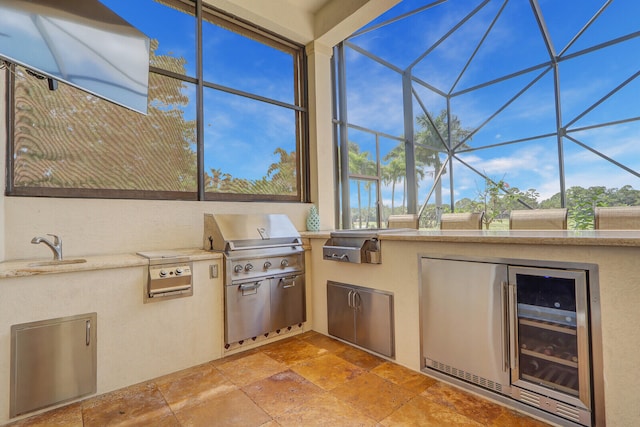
[291,353,364,390]
[242,369,324,417]
[216,352,287,386]
[334,345,386,371]
[82,382,179,427]
[421,381,506,425]
[260,337,328,365]
[211,347,261,366]
[155,362,236,412]
[6,334,551,427]
[275,391,377,427]
[489,409,553,426]
[331,372,414,421]
[299,332,353,354]
[172,388,271,427]
[381,395,484,427]
[6,402,83,427]
[372,361,438,394]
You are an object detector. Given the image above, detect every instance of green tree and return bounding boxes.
[476,178,516,229]
[566,186,609,229]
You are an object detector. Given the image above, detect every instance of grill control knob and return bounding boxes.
[234,264,243,273]
[245,263,254,272]
[280,259,289,268]
[175,267,183,275]
[263,261,272,270]
[159,269,168,277]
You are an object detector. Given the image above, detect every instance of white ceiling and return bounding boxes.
[283,0,331,14]
[206,0,399,46]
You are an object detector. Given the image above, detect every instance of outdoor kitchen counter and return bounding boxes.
[302,229,640,246]
[0,249,222,279]
[303,228,640,427]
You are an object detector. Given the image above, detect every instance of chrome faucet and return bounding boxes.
[31,234,63,261]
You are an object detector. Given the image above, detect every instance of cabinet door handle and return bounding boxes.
[353,291,361,311]
[85,319,91,346]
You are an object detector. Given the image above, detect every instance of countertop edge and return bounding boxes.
[0,249,222,279]
[301,230,640,247]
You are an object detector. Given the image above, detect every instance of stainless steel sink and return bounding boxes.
[27,259,87,267]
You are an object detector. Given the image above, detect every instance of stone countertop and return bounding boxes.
[0,249,222,279]
[301,229,640,247]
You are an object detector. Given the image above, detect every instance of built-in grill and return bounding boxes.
[203,214,305,347]
[323,229,411,264]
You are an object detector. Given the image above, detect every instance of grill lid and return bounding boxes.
[204,213,301,252]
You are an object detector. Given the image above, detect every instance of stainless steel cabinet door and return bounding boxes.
[271,274,306,331]
[328,281,395,357]
[355,288,394,357]
[11,313,97,417]
[327,281,355,342]
[225,279,270,344]
[421,258,510,392]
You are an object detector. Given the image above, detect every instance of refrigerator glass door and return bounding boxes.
[509,266,591,411]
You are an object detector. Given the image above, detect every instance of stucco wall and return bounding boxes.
[0,259,223,424]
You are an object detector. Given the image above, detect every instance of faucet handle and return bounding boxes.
[47,234,61,245]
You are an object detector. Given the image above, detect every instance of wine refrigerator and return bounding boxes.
[508,266,593,426]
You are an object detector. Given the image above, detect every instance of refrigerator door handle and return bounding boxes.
[508,283,518,371]
[501,281,509,372]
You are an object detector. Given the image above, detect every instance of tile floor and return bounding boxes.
[7,331,551,426]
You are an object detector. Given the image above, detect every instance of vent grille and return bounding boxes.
[556,402,581,422]
[519,389,543,407]
[517,389,582,424]
[427,359,503,393]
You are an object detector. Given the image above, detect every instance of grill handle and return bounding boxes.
[228,240,302,251]
[280,277,298,288]
[238,282,261,295]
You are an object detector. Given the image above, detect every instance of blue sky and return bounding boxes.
[344,0,640,207]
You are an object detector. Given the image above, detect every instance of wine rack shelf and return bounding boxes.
[519,318,576,335]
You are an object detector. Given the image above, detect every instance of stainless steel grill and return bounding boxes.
[323,228,412,264]
[204,214,306,347]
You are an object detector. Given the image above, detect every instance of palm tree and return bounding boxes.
[348,142,375,228]
[414,109,473,212]
[266,147,297,195]
[382,150,406,214]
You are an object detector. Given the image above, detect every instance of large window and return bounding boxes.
[334,0,640,229]
[6,0,307,201]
